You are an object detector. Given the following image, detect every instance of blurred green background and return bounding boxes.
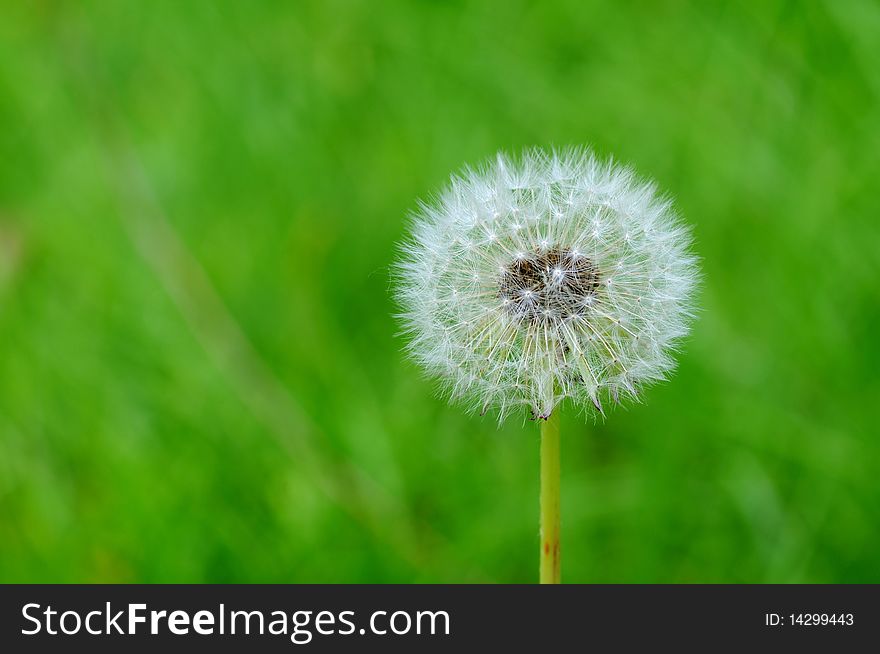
[1,0,878,583]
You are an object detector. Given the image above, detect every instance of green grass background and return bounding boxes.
[1,0,878,583]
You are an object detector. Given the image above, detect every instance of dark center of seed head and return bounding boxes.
[499,247,601,323]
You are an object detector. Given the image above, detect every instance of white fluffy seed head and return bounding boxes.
[395,148,699,422]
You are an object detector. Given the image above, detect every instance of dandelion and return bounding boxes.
[395,148,698,582]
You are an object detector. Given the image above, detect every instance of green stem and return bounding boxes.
[540,409,561,584]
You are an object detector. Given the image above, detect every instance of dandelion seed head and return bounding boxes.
[395,148,699,421]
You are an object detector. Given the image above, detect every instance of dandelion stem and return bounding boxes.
[539,409,561,584]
